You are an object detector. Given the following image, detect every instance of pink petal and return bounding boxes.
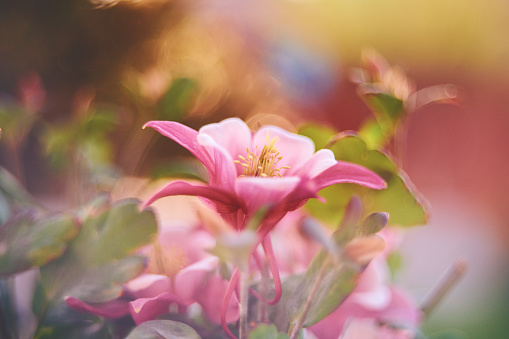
[195,275,240,324]
[312,161,387,191]
[124,274,172,299]
[235,176,300,216]
[253,126,315,176]
[199,118,252,175]
[378,287,422,326]
[143,121,214,174]
[290,149,337,178]
[66,296,130,318]
[129,292,187,325]
[143,180,241,213]
[173,257,220,302]
[197,133,238,192]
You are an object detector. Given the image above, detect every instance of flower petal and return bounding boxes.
[143,180,241,213]
[173,256,220,302]
[235,176,300,217]
[129,292,187,325]
[199,118,252,174]
[254,126,315,176]
[124,274,172,299]
[196,275,240,324]
[291,148,337,178]
[66,296,130,318]
[197,133,238,192]
[312,161,387,191]
[144,121,214,175]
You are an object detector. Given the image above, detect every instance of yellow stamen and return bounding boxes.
[234,131,290,177]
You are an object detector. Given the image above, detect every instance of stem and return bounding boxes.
[421,258,468,318]
[288,256,331,339]
[239,268,249,339]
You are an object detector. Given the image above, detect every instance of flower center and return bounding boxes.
[148,241,188,279]
[234,131,290,177]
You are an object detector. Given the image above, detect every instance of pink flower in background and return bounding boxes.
[67,223,239,325]
[143,118,386,234]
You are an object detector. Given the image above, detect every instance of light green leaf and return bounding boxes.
[126,320,200,339]
[304,133,428,228]
[248,324,291,339]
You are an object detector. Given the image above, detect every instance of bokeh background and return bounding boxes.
[1,0,508,337]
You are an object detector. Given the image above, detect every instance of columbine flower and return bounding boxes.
[143,117,386,335]
[143,118,385,232]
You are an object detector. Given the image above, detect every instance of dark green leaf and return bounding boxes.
[158,78,197,121]
[126,320,200,339]
[0,212,78,276]
[0,278,18,339]
[360,90,405,123]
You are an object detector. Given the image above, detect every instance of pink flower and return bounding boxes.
[143,118,386,234]
[67,224,239,325]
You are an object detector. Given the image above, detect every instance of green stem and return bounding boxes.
[239,267,249,339]
[257,259,269,323]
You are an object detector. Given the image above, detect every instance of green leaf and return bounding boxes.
[35,199,157,334]
[158,78,197,121]
[358,117,389,149]
[126,320,200,339]
[284,209,386,329]
[356,212,389,237]
[248,324,291,339]
[297,123,336,150]
[40,199,157,302]
[285,254,358,328]
[361,90,405,123]
[0,211,78,276]
[0,278,18,339]
[427,329,470,339]
[0,166,37,224]
[305,133,428,228]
